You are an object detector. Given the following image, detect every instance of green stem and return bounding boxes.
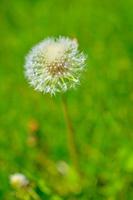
[61,95,80,173]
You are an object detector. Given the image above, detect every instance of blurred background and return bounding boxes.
[0,0,133,199]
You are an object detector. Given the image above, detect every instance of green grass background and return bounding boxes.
[0,0,133,199]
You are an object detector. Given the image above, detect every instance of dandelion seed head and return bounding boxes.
[24,36,86,95]
[10,173,29,188]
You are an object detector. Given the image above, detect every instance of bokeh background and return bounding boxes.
[0,0,133,199]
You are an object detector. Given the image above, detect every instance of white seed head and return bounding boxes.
[24,36,86,95]
[10,173,29,188]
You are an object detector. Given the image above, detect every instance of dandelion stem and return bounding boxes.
[61,95,80,173]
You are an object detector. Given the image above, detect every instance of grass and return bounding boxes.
[0,0,133,199]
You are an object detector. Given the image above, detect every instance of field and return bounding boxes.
[0,0,133,199]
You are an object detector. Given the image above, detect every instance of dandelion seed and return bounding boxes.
[10,173,29,188]
[24,36,86,95]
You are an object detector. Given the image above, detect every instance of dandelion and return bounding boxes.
[24,36,86,95]
[24,36,87,175]
[10,173,29,188]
